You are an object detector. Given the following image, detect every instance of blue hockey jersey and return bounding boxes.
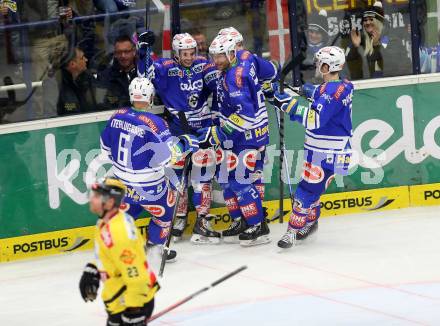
[287,80,353,173]
[148,57,217,134]
[213,56,270,147]
[100,107,173,188]
[237,50,279,83]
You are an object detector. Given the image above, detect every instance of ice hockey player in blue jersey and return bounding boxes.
[272,46,353,249]
[217,26,279,218]
[100,77,200,271]
[148,33,221,244]
[198,34,271,247]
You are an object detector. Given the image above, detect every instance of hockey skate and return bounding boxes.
[277,228,297,249]
[222,217,248,244]
[171,215,187,242]
[190,214,221,245]
[296,221,319,242]
[239,221,270,247]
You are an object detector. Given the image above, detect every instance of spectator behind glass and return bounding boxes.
[93,0,136,13]
[57,47,98,115]
[302,9,329,83]
[19,1,73,120]
[347,0,411,79]
[192,30,209,59]
[97,35,137,109]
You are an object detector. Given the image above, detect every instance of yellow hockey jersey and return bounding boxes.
[95,210,158,314]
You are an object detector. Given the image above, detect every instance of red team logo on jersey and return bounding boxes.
[289,213,307,228]
[192,149,216,167]
[100,224,114,248]
[241,203,258,218]
[302,162,324,184]
[144,205,165,217]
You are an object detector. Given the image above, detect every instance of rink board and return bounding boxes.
[0,182,437,263]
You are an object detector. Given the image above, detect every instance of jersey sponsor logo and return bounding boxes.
[162,59,174,66]
[235,67,244,88]
[144,205,165,217]
[192,148,216,167]
[193,63,204,73]
[114,109,128,116]
[137,115,159,134]
[180,79,203,91]
[334,84,346,100]
[168,67,183,77]
[302,162,325,184]
[120,249,136,265]
[241,202,258,218]
[229,90,242,98]
[204,70,218,84]
[101,224,114,248]
[254,125,268,138]
[319,84,327,95]
[225,197,239,211]
[226,152,238,171]
[160,227,170,239]
[289,213,307,228]
[229,114,245,127]
[12,237,69,254]
[243,150,258,170]
[203,62,216,71]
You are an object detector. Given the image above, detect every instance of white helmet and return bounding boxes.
[209,35,236,61]
[314,46,345,73]
[218,27,243,45]
[129,77,155,105]
[172,33,197,58]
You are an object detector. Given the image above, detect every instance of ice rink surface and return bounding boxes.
[1,206,440,326]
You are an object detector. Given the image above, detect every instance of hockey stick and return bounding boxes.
[136,29,155,78]
[148,265,247,323]
[158,111,192,277]
[277,57,298,223]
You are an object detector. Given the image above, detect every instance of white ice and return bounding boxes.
[1,206,440,326]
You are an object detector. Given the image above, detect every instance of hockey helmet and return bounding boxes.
[129,77,155,105]
[209,34,236,61]
[314,46,345,73]
[91,177,126,207]
[218,27,243,45]
[172,33,197,59]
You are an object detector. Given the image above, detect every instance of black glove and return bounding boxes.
[79,263,100,302]
[121,307,148,326]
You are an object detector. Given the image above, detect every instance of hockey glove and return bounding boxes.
[197,126,227,148]
[298,82,317,100]
[121,307,148,326]
[261,80,278,102]
[178,134,200,154]
[79,263,100,302]
[273,91,299,115]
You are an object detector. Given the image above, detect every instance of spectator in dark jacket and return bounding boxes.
[97,35,137,109]
[57,47,98,115]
